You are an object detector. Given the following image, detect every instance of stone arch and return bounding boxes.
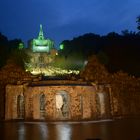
[17,95,25,119]
[40,93,46,119]
[55,90,70,119]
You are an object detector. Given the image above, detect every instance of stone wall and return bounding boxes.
[5,85,24,119]
[4,78,140,121]
[5,82,112,121]
[28,51,56,73]
[109,85,140,118]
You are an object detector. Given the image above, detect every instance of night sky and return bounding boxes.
[0,0,140,47]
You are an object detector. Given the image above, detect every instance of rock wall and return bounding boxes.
[5,85,24,119]
[5,81,140,121]
[5,83,112,121]
[110,84,140,118]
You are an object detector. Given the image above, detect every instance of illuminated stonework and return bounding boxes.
[26,25,79,76]
[30,66,79,76]
[26,25,57,75]
[5,80,111,120]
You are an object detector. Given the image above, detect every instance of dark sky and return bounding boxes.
[0,0,140,47]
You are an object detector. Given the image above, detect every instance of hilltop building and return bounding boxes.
[26,25,57,75]
[32,24,55,53]
[26,25,79,76]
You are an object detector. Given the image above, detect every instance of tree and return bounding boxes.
[9,48,30,69]
[80,55,109,83]
[136,16,140,33]
[0,33,9,67]
[7,40,30,69]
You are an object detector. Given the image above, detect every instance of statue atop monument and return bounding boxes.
[38,24,44,40]
[32,24,54,53]
[26,24,78,76]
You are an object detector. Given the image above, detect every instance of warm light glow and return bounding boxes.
[56,94,63,110]
[26,66,79,76]
[25,25,80,76]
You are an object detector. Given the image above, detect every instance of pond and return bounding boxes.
[0,118,140,140]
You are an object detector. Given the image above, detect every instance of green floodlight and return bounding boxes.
[60,44,64,50]
[18,43,24,50]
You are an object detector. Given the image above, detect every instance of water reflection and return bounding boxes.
[18,122,25,140]
[1,119,140,140]
[55,124,71,140]
[38,122,48,139]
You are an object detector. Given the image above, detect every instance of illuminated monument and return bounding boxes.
[32,24,54,53]
[26,24,57,75]
[26,24,79,76]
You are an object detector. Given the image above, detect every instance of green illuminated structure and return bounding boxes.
[32,24,54,53]
[18,42,24,50]
[26,24,79,76]
[60,44,64,50]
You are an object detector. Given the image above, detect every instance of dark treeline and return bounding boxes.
[59,31,140,76]
[0,16,140,76]
[58,16,140,76]
[0,33,29,69]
